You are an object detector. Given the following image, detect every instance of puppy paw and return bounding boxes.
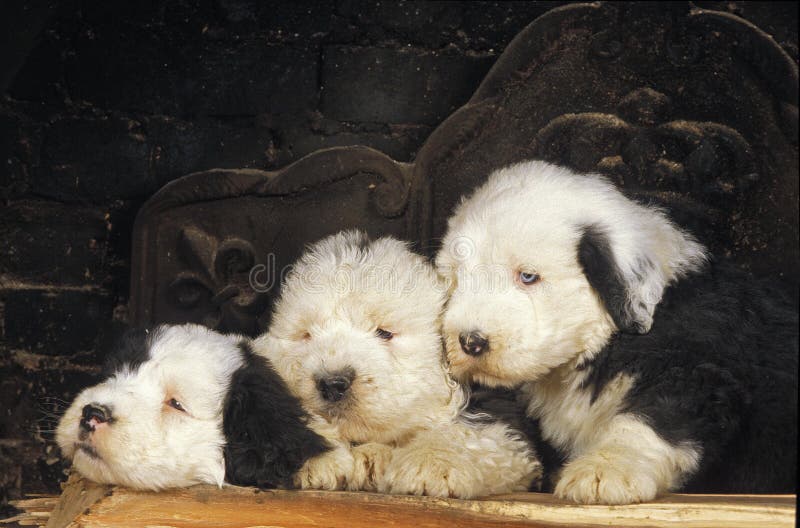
[348,442,394,492]
[554,454,658,505]
[294,446,355,490]
[378,446,482,499]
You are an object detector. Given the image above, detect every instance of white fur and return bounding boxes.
[380,420,540,498]
[255,230,540,498]
[521,369,700,504]
[56,324,245,490]
[436,161,705,504]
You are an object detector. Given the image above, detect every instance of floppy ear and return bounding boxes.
[100,326,159,379]
[578,222,705,334]
[223,343,329,488]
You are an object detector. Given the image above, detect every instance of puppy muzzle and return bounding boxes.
[80,403,113,432]
[315,368,356,402]
[459,331,490,357]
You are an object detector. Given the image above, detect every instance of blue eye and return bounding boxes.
[167,398,186,412]
[376,328,394,340]
[519,272,541,285]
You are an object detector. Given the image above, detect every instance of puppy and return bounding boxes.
[255,230,542,498]
[436,160,798,504]
[56,323,331,490]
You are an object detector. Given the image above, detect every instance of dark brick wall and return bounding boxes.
[0,0,796,514]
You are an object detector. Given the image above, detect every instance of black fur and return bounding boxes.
[223,341,330,488]
[100,326,154,379]
[577,259,798,493]
[466,386,564,492]
[578,225,651,334]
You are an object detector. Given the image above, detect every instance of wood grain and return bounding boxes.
[46,474,111,528]
[4,478,795,528]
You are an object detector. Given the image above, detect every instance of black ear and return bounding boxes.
[223,342,329,488]
[578,225,649,334]
[100,326,157,379]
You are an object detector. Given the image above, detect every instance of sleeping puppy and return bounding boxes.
[56,323,335,490]
[255,230,542,498]
[436,160,798,504]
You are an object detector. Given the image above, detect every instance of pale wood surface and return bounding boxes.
[45,475,110,528]
[0,496,58,527]
[3,477,796,528]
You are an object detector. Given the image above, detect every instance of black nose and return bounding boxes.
[459,331,489,357]
[80,404,112,431]
[316,370,355,402]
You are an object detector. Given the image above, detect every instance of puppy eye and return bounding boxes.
[375,328,394,340]
[518,271,541,285]
[167,398,186,412]
[302,331,311,340]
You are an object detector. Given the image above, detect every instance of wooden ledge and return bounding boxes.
[3,475,795,528]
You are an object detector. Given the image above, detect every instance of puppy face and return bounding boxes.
[437,161,705,387]
[56,324,245,489]
[261,231,453,444]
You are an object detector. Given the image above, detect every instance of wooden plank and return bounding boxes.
[0,496,57,527]
[4,478,795,528]
[2,475,110,528]
[46,474,110,528]
[72,488,795,528]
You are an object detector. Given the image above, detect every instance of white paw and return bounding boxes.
[378,446,482,499]
[348,442,394,492]
[554,454,659,505]
[294,445,355,490]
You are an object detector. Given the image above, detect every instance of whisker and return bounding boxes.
[37,404,64,411]
[40,396,70,404]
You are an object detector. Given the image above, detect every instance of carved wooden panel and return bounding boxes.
[130,147,418,334]
[130,1,798,334]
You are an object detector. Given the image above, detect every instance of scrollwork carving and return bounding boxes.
[531,88,758,206]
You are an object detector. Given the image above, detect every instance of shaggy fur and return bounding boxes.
[465,386,565,492]
[255,230,542,498]
[436,160,798,504]
[223,342,331,488]
[57,324,329,490]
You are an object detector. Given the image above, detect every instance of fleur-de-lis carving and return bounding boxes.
[167,226,269,335]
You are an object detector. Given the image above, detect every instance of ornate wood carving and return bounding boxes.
[130,2,798,334]
[130,147,416,333]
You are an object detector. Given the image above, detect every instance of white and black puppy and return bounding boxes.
[56,323,330,490]
[437,160,798,504]
[257,230,542,498]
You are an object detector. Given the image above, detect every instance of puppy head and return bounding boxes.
[436,161,706,386]
[261,230,455,444]
[56,324,243,489]
[57,324,327,490]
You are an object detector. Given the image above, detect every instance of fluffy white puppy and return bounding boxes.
[56,324,332,490]
[437,160,798,504]
[255,230,541,498]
